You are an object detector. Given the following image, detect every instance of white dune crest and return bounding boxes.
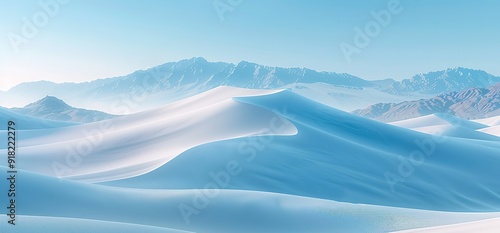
[1,87,296,182]
[1,87,499,232]
[394,217,500,233]
[389,113,500,140]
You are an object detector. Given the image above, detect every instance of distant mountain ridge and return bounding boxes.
[75,57,374,93]
[383,67,500,94]
[1,58,499,114]
[11,96,116,123]
[353,83,500,122]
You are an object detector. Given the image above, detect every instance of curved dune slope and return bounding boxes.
[1,87,500,232]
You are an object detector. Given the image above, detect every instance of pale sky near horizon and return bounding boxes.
[1,0,499,91]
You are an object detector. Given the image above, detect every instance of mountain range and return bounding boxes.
[1,60,500,231]
[354,83,500,122]
[1,58,499,115]
[383,68,500,94]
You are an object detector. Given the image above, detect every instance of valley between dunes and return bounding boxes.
[1,87,500,233]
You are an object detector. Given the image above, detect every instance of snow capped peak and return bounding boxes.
[386,67,499,94]
[186,57,208,63]
[2,58,499,116]
[236,60,259,68]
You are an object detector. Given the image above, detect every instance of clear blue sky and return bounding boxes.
[1,0,499,90]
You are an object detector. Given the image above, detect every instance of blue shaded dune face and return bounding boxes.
[3,166,500,233]
[2,88,500,232]
[104,91,500,212]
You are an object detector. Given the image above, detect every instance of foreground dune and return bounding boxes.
[1,87,499,232]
